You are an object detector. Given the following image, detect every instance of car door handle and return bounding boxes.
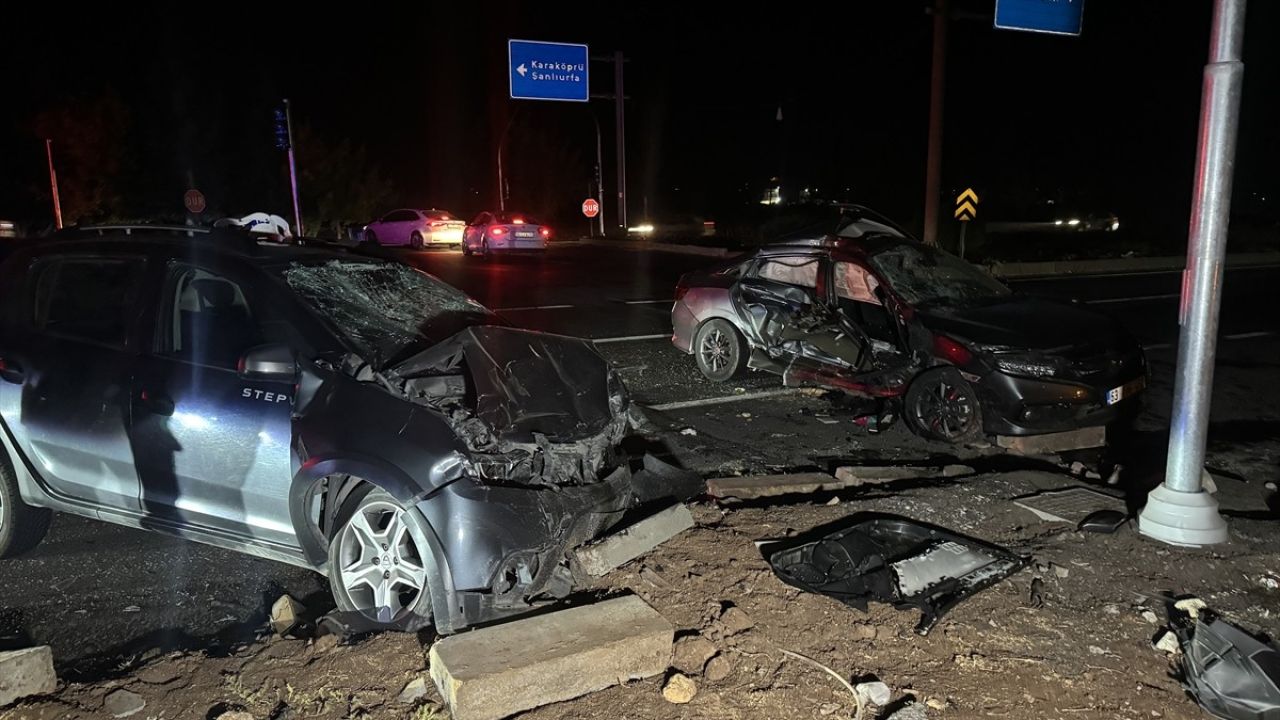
[0,356,23,384]
[137,389,175,417]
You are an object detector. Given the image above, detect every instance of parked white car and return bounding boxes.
[363,209,465,249]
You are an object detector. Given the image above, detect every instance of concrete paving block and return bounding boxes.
[706,472,842,499]
[0,646,56,707]
[429,595,673,720]
[833,464,972,486]
[996,426,1106,455]
[575,504,693,576]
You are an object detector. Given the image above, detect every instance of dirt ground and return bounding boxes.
[4,339,1278,720]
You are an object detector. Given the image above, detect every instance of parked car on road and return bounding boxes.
[462,211,551,258]
[0,224,651,633]
[671,205,1147,444]
[363,209,465,249]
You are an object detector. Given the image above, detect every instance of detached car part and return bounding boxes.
[1178,613,1280,720]
[762,513,1029,634]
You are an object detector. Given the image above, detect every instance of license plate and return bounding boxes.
[1106,377,1145,405]
[514,230,535,238]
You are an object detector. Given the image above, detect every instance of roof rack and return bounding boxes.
[66,224,212,237]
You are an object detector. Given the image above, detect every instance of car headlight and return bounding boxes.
[996,357,1060,378]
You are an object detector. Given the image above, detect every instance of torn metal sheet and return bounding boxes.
[1177,613,1280,720]
[761,514,1030,634]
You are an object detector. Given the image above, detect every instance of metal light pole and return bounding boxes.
[496,108,522,212]
[44,139,63,230]
[614,50,628,232]
[592,111,606,236]
[922,0,948,246]
[283,99,303,237]
[1138,0,1246,547]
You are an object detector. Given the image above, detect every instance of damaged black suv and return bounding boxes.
[0,226,656,632]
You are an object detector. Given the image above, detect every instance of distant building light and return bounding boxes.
[1110,220,1120,231]
[628,223,655,234]
[1054,220,1064,226]
[1067,218,1081,226]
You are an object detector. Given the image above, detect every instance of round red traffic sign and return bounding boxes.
[582,198,600,219]
[184,189,207,214]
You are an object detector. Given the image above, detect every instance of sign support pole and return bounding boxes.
[284,99,303,237]
[614,50,627,234]
[922,0,948,246]
[1138,0,1245,547]
[45,139,63,230]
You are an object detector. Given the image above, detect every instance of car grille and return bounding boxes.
[1068,346,1143,382]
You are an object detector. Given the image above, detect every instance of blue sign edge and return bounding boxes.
[992,0,1084,37]
[508,38,591,103]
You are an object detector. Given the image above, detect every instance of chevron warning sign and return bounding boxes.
[954,188,979,222]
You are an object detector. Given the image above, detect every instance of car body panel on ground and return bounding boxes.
[671,205,1146,442]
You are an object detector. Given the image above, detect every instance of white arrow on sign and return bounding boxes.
[516,63,528,77]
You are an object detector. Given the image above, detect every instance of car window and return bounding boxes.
[160,265,263,369]
[425,210,456,221]
[494,212,541,225]
[470,213,489,225]
[385,210,418,222]
[756,256,820,289]
[834,261,882,305]
[31,257,146,347]
[869,244,1009,308]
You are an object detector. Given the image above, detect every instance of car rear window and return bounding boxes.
[425,211,457,221]
[31,257,146,347]
[493,212,541,225]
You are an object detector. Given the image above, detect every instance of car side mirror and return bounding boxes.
[238,343,296,382]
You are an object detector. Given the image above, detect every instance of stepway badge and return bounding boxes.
[509,39,590,102]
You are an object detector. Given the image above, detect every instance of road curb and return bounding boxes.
[989,251,1280,278]
[575,238,732,257]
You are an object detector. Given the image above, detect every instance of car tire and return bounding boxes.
[905,367,985,444]
[694,319,747,382]
[0,454,52,559]
[366,230,379,246]
[410,231,424,250]
[481,238,494,262]
[328,486,434,629]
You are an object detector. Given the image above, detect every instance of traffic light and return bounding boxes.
[273,107,290,150]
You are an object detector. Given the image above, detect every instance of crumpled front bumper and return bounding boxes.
[976,369,1145,436]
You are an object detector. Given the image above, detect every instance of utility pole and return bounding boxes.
[44,139,63,230]
[282,99,304,237]
[592,111,606,236]
[922,0,949,246]
[614,50,628,232]
[1138,0,1246,547]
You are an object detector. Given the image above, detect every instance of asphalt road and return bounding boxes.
[2,243,1277,676]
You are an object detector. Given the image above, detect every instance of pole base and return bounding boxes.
[1138,484,1229,547]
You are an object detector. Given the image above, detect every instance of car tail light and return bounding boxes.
[512,218,525,224]
[489,225,507,237]
[933,335,973,366]
[539,227,551,238]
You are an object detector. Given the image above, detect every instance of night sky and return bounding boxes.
[2,1,1277,238]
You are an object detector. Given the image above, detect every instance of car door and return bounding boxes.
[128,259,297,548]
[386,210,418,245]
[465,212,490,248]
[0,254,148,511]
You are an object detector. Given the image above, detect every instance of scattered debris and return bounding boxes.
[575,504,695,577]
[819,702,843,716]
[1052,563,1070,579]
[638,565,674,590]
[1174,597,1209,619]
[1028,578,1045,608]
[739,412,752,419]
[214,712,254,720]
[707,472,844,500]
[1012,485,1127,525]
[397,676,429,705]
[926,697,948,711]
[1201,470,1219,495]
[833,464,972,487]
[779,649,866,720]
[312,633,340,653]
[429,595,672,720]
[705,655,733,683]
[1260,575,1280,591]
[1103,603,1121,615]
[0,646,56,707]
[854,680,892,707]
[885,701,930,720]
[1141,610,1160,625]
[996,426,1105,455]
[1153,630,1181,654]
[662,673,698,704]
[672,636,718,675]
[103,688,147,718]
[1078,509,1128,533]
[680,427,698,436]
[718,606,754,636]
[1265,481,1278,492]
[1178,614,1280,719]
[826,496,841,506]
[1105,464,1123,485]
[763,514,1029,634]
[122,605,141,613]
[270,594,305,636]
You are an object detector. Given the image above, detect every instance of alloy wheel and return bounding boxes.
[700,328,731,372]
[914,378,976,440]
[335,500,428,624]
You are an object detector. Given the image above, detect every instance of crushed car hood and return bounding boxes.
[918,296,1128,350]
[390,325,619,442]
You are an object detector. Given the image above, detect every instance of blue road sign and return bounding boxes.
[995,0,1085,36]
[509,39,589,102]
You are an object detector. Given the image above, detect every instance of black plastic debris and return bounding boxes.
[1177,613,1280,720]
[761,514,1030,634]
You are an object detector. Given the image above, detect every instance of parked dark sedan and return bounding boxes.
[671,205,1146,443]
[0,225,653,634]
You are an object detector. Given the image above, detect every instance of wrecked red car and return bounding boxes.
[671,205,1147,444]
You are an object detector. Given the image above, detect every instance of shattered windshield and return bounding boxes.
[280,260,496,366]
[868,244,1010,309]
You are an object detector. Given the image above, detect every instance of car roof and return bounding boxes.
[25,225,363,265]
[755,235,924,260]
